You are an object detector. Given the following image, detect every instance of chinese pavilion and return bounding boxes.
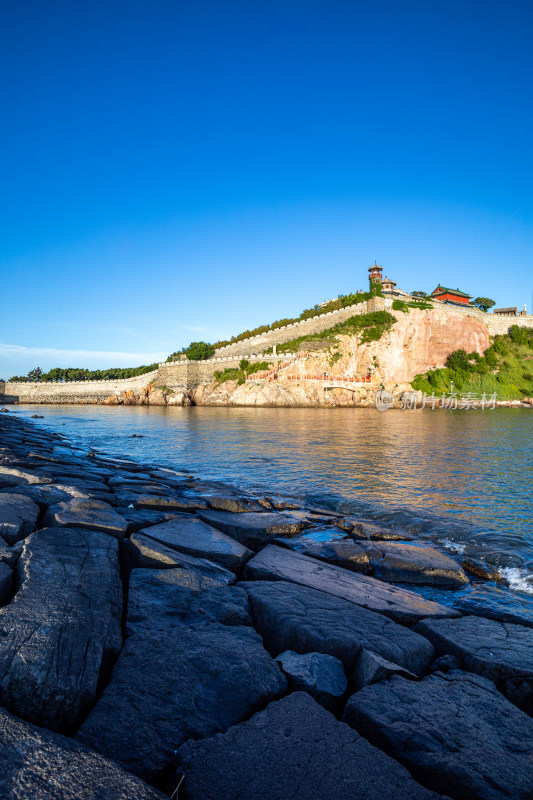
[430,284,472,306]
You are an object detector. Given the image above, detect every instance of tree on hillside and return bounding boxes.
[184,341,215,361]
[472,297,496,312]
[411,290,427,298]
[27,367,43,382]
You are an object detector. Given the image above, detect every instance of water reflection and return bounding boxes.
[13,404,533,583]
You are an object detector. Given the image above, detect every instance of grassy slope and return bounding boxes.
[266,311,396,354]
[411,326,533,400]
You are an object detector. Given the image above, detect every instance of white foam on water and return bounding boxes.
[500,567,533,595]
[440,539,466,555]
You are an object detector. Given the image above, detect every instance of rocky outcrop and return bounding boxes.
[243,580,434,674]
[344,671,533,800]
[177,693,446,800]
[1,413,532,800]
[275,651,347,710]
[77,620,287,782]
[0,706,165,800]
[415,615,533,715]
[0,527,122,733]
[244,545,459,625]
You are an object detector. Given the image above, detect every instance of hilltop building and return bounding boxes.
[430,284,472,306]
[367,261,409,297]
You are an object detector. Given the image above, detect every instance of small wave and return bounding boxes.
[440,539,466,555]
[500,568,533,595]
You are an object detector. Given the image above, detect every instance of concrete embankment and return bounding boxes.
[0,412,532,799]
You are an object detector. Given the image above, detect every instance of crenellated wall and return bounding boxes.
[0,370,159,404]
[2,299,532,405]
[484,315,533,335]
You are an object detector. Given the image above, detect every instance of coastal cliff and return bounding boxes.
[191,307,490,407]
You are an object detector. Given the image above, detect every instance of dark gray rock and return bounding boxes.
[0,538,18,570]
[276,534,372,573]
[2,481,113,509]
[128,532,236,582]
[344,671,533,800]
[116,507,179,533]
[430,654,461,673]
[77,623,287,783]
[452,584,533,628]
[126,567,249,635]
[134,494,207,512]
[177,692,446,800]
[206,495,265,513]
[0,706,165,800]
[0,562,12,605]
[415,615,533,715]
[137,517,252,572]
[0,527,122,732]
[242,580,434,674]
[199,509,303,549]
[0,493,40,545]
[0,466,51,489]
[362,541,469,586]
[275,650,347,710]
[107,473,159,488]
[244,545,459,625]
[352,648,417,690]
[43,498,128,539]
[461,558,502,581]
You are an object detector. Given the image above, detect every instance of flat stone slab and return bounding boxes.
[0,466,51,488]
[116,507,179,533]
[1,483,92,509]
[353,648,417,690]
[244,546,459,625]
[199,509,303,548]
[134,494,207,511]
[177,692,446,800]
[206,495,265,513]
[126,567,249,635]
[242,580,434,675]
[276,533,371,573]
[275,650,347,710]
[415,615,533,715]
[129,532,236,582]
[0,527,122,733]
[0,706,165,800]
[138,517,252,572]
[0,493,40,545]
[344,671,533,800]
[43,498,129,539]
[362,541,469,586]
[77,623,287,783]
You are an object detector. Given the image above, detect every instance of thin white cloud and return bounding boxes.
[0,343,167,363]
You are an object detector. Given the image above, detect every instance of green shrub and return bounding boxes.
[392,300,409,312]
[184,341,215,360]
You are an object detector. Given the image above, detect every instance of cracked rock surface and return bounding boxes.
[344,671,533,800]
[0,527,122,733]
[415,615,533,714]
[177,692,448,800]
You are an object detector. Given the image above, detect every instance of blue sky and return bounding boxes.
[1,0,532,378]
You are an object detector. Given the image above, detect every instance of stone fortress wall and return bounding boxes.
[2,295,532,404]
[0,370,159,405]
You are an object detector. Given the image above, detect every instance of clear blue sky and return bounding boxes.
[1,0,532,377]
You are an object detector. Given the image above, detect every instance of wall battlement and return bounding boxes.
[2,299,532,405]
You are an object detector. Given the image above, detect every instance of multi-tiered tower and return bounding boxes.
[368,260,383,292]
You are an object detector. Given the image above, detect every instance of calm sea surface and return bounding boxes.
[12,404,533,612]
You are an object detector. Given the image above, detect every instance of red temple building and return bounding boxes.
[430,284,472,306]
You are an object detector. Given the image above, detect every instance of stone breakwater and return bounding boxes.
[0,414,532,799]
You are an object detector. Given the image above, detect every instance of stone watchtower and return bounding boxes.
[368,260,383,291]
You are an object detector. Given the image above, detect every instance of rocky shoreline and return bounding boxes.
[0,413,532,799]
